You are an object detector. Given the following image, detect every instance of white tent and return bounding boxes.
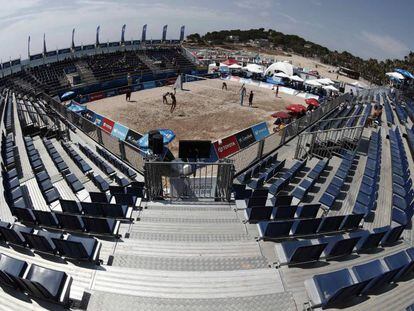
[386,72,405,80]
[243,64,265,74]
[229,63,242,69]
[274,72,290,78]
[323,85,339,92]
[304,79,322,87]
[352,81,367,88]
[289,75,304,82]
[264,62,294,77]
[316,78,335,85]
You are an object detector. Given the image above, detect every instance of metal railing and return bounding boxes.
[144,160,234,201]
[42,93,147,174]
[228,94,351,175]
[295,125,364,159]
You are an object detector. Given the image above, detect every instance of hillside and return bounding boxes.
[187,28,414,85]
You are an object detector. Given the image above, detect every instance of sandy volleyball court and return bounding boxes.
[87,78,304,152]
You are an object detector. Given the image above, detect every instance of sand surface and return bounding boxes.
[87,78,303,153]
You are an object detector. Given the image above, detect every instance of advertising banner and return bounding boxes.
[101,117,115,133]
[125,129,143,146]
[235,128,256,149]
[251,122,270,141]
[112,122,129,141]
[106,89,118,97]
[89,92,105,101]
[213,136,240,159]
[94,113,104,127]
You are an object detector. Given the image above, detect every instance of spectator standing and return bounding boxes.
[248,91,254,107]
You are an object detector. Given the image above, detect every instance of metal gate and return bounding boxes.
[144,160,234,201]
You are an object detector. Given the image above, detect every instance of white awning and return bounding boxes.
[386,72,405,80]
[304,79,322,87]
[289,75,304,82]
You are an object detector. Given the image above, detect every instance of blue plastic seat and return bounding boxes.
[383,249,414,281]
[282,240,327,265]
[258,220,294,239]
[311,268,363,308]
[291,218,322,236]
[352,259,396,294]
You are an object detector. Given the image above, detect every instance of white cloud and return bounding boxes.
[360,30,409,58]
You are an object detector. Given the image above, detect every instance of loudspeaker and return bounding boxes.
[179,140,211,159]
[151,133,164,154]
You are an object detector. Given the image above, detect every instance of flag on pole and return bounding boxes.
[43,33,47,55]
[141,24,147,42]
[28,36,31,58]
[162,25,168,42]
[121,24,126,43]
[180,26,185,41]
[71,28,75,49]
[96,26,100,46]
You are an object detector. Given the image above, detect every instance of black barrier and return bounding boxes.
[235,128,256,149]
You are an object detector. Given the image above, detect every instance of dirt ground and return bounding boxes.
[87,78,304,153]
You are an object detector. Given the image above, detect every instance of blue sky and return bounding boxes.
[0,0,413,61]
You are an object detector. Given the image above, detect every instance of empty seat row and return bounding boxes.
[1,133,21,175]
[42,138,69,173]
[60,199,132,219]
[352,131,382,217]
[268,159,307,195]
[319,151,356,209]
[258,213,363,240]
[277,224,404,266]
[236,192,288,209]
[390,128,414,225]
[305,245,414,309]
[96,146,137,179]
[247,159,285,190]
[24,136,60,204]
[292,159,329,201]
[384,100,395,125]
[395,104,408,124]
[78,143,115,176]
[237,153,279,184]
[0,221,101,263]
[245,203,321,223]
[61,141,91,174]
[11,206,120,237]
[0,252,72,305]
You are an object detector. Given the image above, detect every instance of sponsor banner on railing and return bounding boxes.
[125,129,143,146]
[251,122,270,141]
[213,136,240,159]
[106,89,118,97]
[93,113,104,127]
[101,117,115,133]
[235,128,256,149]
[112,122,129,141]
[89,92,105,101]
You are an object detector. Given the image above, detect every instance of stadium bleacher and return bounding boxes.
[0,54,413,311]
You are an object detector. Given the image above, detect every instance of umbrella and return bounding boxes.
[286,104,306,113]
[274,72,290,78]
[271,111,290,119]
[289,75,304,82]
[67,102,86,113]
[137,129,176,149]
[304,79,322,87]
[61,91,76,101]
[229,63,242,69]
[395,68,414,79]
[305,98,320,107]
[386,72,404,80]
